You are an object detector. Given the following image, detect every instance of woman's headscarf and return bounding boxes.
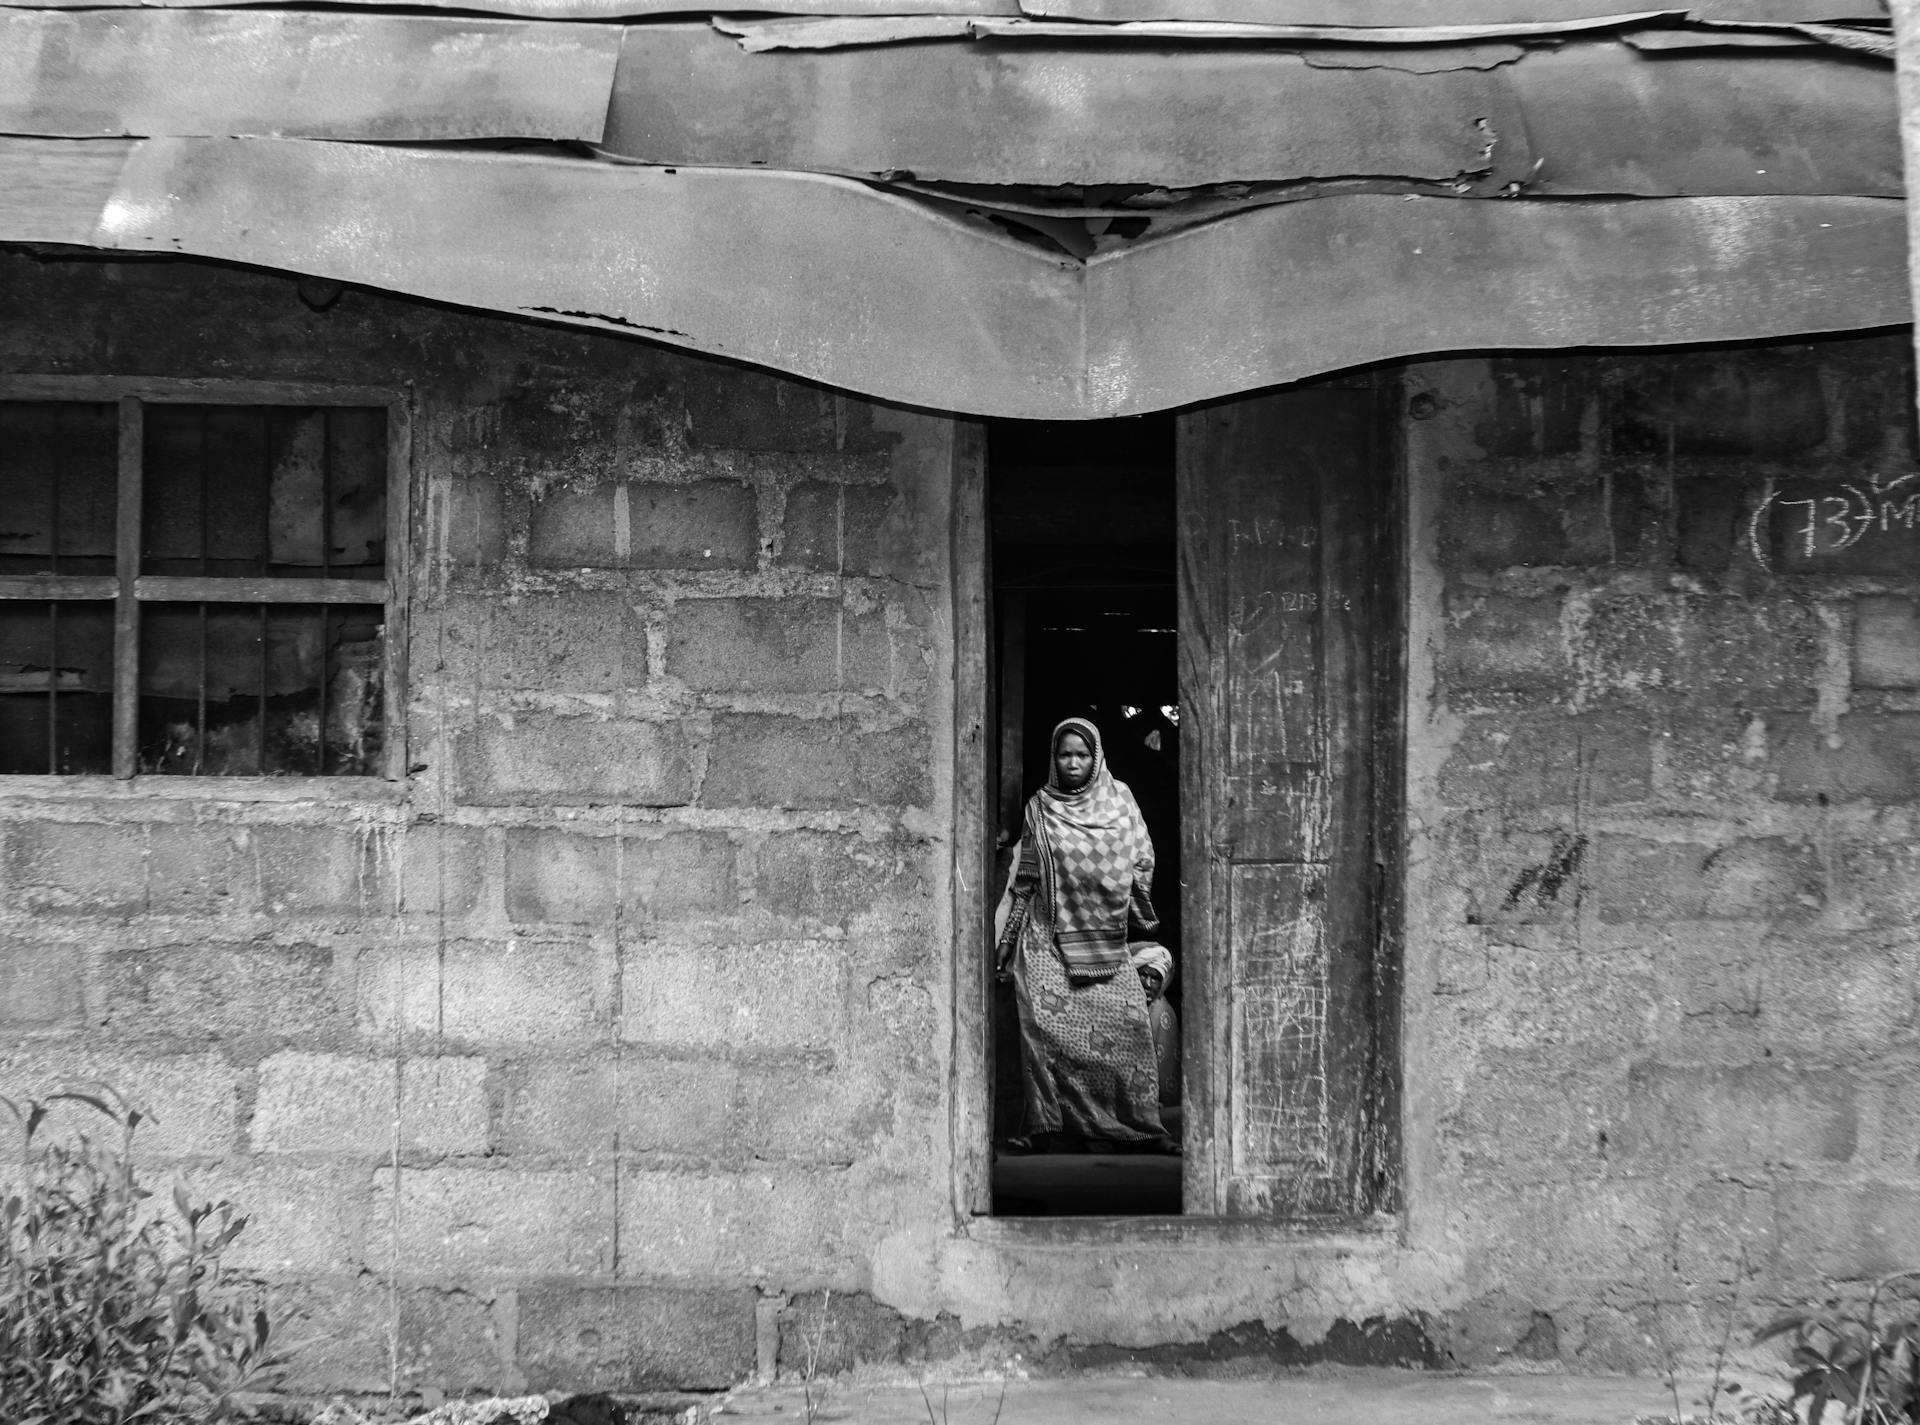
[1129,942,1174,991]
[1023,717,1153,983]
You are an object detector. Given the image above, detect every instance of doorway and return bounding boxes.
[988,413,1182,1216]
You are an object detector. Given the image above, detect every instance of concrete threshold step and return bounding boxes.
[713,1370,1731,1425]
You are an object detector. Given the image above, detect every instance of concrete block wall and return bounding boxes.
[1405,337,1920,1369]
[0,253,953,1396]
[6,251,1917,1389]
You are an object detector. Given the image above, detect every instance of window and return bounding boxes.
[0,381,407,779]
[960,377,1402,1224]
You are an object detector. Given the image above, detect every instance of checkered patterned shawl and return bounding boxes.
[1021,718,1154,984]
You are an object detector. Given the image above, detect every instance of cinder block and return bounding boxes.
[1478,355,1589,459]
[0,937,84,1029]
[374,1166,614,1276]
[1854,596,1920,690]
[1770,714,1920,804]
[1684,596,1820,704]
[623,830,741,925]
[615,1166,855,1279]
[1650,924,1764,1022]
[1437,492,1572,571]
[1593,836,1820,923]
[749,831,927,927]
[464,591,648,694]
[1611,355,1827,457]
[1437,712,1651,809]
[505,829,741,926]
[445,476,508,571]
[1838,840,1920,928]
[237,1054,378,1154]
[455,715,694,807]
[504,829,618,924]
[269,1277,396,1393]
[396,824,486,918]
[1441,595,1570,700]
[103,940,346,1042]
[357,938,614,1047]
[5,820,146,915]
[519,1284,757,1391]
[779,481,901,575]
[0,1048,240,1158]
[1442,1049,1620,1184]
[621,942,843,1051]
[491,382,625,479]
[686,370,834,451]
[200,1162,375,1274]
[251,824,387,917]
[666,597,892,694]
[253,1053,487,1157]
[1675,478,1749,573]
[1752,931,1909,1057]
[775,1291,911,1377]
[701,716,929,810]
[400,1056,493,1156]
[1619,1062,1857,1165]
[397,1287,511,1394]
[1774,1182,1920,1280]
[1441,821,1585,926]
[498,1054,735,1156]
[528,482,757,570]
[1578,592,1819,708]
[145,824,242,915]
[732,1062,892,1164]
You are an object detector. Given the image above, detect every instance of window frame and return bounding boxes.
[0,375,412,784]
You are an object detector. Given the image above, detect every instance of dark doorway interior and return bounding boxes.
[988,413,1181,1216]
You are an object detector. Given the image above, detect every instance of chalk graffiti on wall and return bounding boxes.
[1750,470,1920,572]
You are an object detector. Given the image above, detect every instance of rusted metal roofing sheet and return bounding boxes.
[605,25,1535,188]
[0,0,1873,18]
[0,11,620,141]
[1020,0,1885,21]
[1508,43,1897,194]
[0,137,130,244]
[0,0,1021,14]
[1085,194,1907,413]
[713,10,1683,49]
[603,28,1895,193]
[0,137,1899,418]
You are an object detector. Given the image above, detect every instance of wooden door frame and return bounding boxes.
[948,386,1405,1225]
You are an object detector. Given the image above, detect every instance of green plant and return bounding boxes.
[1757,1269,1920,1425]
[0,1085,287,1424]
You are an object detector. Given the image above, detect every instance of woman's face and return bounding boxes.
[1054,730,1094,791]
[1137,966,1164,1003]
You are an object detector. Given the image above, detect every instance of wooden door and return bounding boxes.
[1177,384,1399,1220]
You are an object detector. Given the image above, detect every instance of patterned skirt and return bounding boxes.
[1011,918,1166,1142]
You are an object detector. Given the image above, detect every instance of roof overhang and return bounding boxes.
[0,7,1904,416]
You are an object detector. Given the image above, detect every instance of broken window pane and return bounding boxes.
[143,405,387,579]
[0,601,115,774]
[0,401,118,576]
[137,602,384,776]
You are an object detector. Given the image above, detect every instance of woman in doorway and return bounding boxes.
[995,717,1171,1151]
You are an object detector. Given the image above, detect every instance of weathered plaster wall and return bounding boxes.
[0,252,956,1395]
[3,253,1916,1390]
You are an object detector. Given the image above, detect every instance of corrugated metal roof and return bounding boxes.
[1,136,1901,417]
[0,2,1899,414]
[601,29,1895,193]
[0,11,619,141]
